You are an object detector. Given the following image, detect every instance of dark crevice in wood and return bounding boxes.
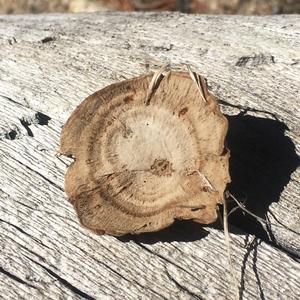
[0,266,37,289]
[236,53,275,67]
[0,218,53,251]
[37,210,75,223]
[165,267,203,300]
[25,257,95,300]
[135,238,236,292]
[19,112,51,137]
[41,36,55,44]
[4,129,18,140]
[0,94,30,110]
[133,241,204,282]
[0,95,51,140]
[35,112,51,125]
[76,246,167,299]
[13,199,35,210]
[101,260,167,299]
[12,157,64,192]
[264,214,300,260]
[4,235,47,264]
[20,119,34,137]
[267,210,300,236]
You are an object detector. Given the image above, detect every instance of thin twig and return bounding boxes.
[218,208,255,249]
[228,192,270,228]
[145,63,170,106]
[228,206,242,217]
[186,65,207,102]
[228,197,247,217]
[228,192,300,235]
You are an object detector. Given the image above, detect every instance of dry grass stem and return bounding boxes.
[187,65,207,102]
[228,192,271,229]
[145,63,170,105]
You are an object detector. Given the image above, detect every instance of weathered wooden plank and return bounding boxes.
[0,12,299,299]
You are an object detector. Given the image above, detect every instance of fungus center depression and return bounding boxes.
[109,106,198,174]
[151,159,174,176]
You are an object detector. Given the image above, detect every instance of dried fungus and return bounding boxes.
[60,71,230,236]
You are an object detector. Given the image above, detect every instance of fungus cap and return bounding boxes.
[60,71,230,236]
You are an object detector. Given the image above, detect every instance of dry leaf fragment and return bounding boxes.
[60,71,230,236]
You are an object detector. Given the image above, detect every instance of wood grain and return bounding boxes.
[0,12,299,299]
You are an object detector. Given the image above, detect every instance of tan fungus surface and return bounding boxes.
[60,71,230,235]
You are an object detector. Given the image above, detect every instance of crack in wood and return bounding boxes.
[0,94,29,109]
[0,218,53,251]
[165,267,203,300]
[236,53,275,67]
[76,246,167,299]
[25,256,95,300]
[12,157,64,192]
[0,266,37,289]
[134,242,201,283]
[4,234,47,264]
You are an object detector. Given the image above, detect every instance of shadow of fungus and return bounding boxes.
[60,68,299,241]
[118,220,209,244]
[118,112,300,244]
[226,113,300,240]
[239,237,264,300]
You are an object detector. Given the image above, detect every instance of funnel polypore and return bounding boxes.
[60,71,230,236]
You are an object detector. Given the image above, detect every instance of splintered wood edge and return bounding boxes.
[60,71,230,236]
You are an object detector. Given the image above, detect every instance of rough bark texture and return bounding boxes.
[0,12,299,299]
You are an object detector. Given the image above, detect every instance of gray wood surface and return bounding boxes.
[0,12,299,300]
